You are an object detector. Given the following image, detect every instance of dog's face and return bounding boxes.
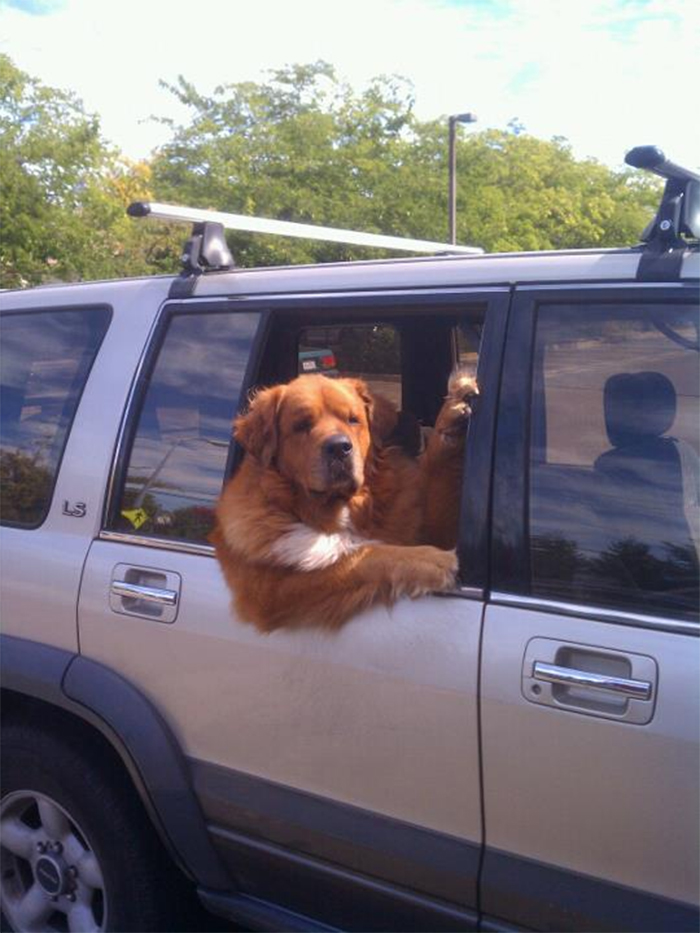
[235,375,373,498]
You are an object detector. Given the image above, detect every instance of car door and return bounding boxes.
[480,283,700,932]
[78,289,508,931]
[0,301,114,653]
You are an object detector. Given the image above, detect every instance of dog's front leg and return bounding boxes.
[420,371,478,550]
[237,543,458,631]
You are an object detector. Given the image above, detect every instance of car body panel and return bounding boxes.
[481,604,699,907]
[0,279,169,651]
[78,538,483,845]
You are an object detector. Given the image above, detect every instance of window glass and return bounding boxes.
[456,321,482,377]
[0,308,110,527]
[530,303,699,621]
[113,312,259,543]
[298,324,401,407]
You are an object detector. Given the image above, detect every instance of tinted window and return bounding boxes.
[113,311,259,543]
[530,302,699,621]
[0,308,110,527]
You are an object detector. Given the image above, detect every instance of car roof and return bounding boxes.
[194,247,700,300]
[2,246,699,307]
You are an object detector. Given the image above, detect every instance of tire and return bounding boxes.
[1,719,191,932]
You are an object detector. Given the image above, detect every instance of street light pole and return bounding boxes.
[448,112,477,244]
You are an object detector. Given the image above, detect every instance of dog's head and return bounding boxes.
[234,375,374,498]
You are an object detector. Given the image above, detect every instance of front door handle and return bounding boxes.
[522,638,657,724]
[110,580,178,607]
[533,661,652,701]
[109,564,181,622]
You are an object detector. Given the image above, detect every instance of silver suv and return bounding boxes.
[1,147,699,933]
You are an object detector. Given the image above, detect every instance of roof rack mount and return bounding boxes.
[128,201,483,275]
[625,146,700,248]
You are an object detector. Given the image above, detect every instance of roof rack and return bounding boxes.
[127,201,483,277]
[625,146,700,248]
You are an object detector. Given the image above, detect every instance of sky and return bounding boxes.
[1,0,698,171]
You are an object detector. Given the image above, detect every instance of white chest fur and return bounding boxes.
[268,509,374,572]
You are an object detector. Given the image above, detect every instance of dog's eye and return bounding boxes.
[348,413,361,425]
[293,418,313,433]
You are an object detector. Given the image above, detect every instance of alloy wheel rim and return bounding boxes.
[1,790,107,932]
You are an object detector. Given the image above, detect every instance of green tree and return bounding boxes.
[151,62,660,263]
[151,62,420,265]
[0,54,180,287]
[2,55,662,285]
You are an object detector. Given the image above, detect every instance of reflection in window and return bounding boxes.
[114,312,259,543]
[0,309,111,527]
[530,304,699,621]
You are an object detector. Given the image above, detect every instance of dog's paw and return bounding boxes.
[435,369,479,441]
[394,546,458,596]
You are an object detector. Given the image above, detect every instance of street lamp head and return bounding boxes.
[450,112,477,125]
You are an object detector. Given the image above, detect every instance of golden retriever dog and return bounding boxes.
[212,370,477,632]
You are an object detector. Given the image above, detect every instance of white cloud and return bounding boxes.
[1,0,698,169]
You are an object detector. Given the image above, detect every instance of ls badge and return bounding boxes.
[63,500,87,518]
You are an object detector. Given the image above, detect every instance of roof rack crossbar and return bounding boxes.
[128,201,483,258]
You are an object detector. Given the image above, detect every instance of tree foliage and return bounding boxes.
[0,54,180,288]
[152,62,659,263]
[2,55,660,286]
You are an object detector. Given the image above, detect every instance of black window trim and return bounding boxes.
[100,287,510,596]
[101,300,267,539]
[490,280,700,628]
[0,303,113,531]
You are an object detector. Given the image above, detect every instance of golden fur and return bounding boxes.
[212,370,477,632]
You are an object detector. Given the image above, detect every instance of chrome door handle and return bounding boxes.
[110,580,178,607]
[533,661,652,701]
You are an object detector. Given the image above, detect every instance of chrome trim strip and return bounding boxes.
[532,661,652,701]
[181,286,512,306]
[458,586,484,599]
[111,580,178,606]
[490,592,699,636]
[99,530,215,557]
[515,280,696,292]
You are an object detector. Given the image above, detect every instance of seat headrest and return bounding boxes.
[603,372,676,447]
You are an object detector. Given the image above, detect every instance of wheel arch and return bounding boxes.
[1,634,229,891]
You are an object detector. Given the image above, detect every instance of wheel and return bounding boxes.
[1,719,186,932]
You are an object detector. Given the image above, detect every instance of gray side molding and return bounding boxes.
[1,634,229,891]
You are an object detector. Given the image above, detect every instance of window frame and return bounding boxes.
[0,303,112,531]
[102,301,267,543]
[490,281,700,630]
[101,288,509,596]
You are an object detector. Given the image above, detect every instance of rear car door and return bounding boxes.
[78,289,508,930]
[480,283,700,931]
[0,299,121,653]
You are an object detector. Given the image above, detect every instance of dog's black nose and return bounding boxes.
[324,434,353,460]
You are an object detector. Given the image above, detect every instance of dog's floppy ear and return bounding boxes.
[234,384,285,467]
[347,378,374,419]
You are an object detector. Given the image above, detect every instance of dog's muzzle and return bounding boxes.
[322,434,359,489]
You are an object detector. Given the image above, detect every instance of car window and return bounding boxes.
[456,321,482,377]
[0,308,111,527]
[529,301,699,621]
[112,311,260,543]
[298,324,401,407]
